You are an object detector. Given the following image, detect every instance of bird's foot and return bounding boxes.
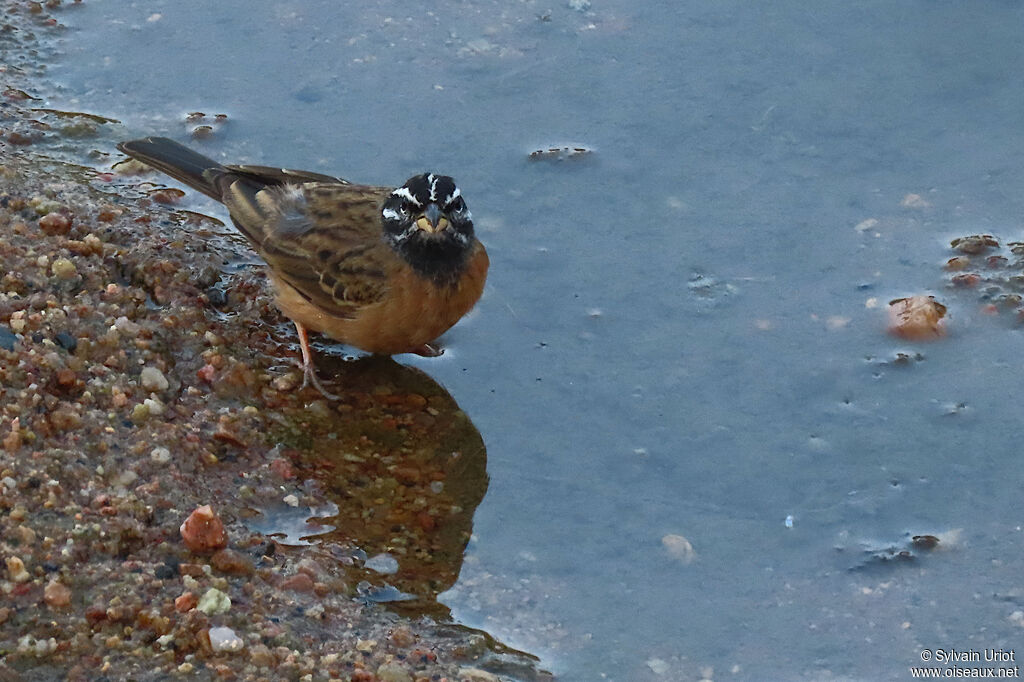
[299,361,339,401]
[409,343,444,357]
[292,321,338,400]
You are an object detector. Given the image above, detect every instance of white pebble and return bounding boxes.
[661,533,697,565]
[208,626,244,652]
[143,397,165,416]
[854,218,878,233]
[364,553,399,575]
[140,366,169,392]
[151,447,171,464]
[114,316,141,336]
[647,658,670,675]
[283,494,299,507]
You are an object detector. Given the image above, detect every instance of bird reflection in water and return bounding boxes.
[252,356,548,678]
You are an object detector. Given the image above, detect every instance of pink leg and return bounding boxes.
[294,322,338,400]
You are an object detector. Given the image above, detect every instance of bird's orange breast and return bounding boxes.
[270,242,488,354]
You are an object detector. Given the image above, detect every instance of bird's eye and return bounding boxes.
[447,197,466,214]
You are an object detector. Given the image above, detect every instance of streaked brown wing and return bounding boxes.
[219,178,396,319]
[224,164,348,185]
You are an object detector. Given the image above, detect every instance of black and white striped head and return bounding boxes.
[381,173,475,283]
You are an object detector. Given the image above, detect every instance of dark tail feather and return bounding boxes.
[117,137,226,200]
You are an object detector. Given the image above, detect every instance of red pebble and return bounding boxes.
[951,273,980,288]
[416,511,436,531]
[84,605,107,627]
[180,505,228,553]
[197,364,216,383]
[269,458,294,480]
[39,212,71,235]
[280,573,314,593]
[175,591,197,613]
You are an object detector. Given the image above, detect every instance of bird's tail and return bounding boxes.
[117,137,226,200]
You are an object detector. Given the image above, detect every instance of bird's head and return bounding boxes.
[381,173,475,282]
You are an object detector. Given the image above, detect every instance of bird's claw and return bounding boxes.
[410,343,444,357]
[299,361,339,401]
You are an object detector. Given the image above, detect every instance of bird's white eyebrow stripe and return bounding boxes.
[381,207,402,220]
[391,186,422,206]
[444,187,461,205]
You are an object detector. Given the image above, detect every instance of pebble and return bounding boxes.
[43,579,72,608]
[140,366,169,392]
[647,658,670,675]
[211,548,254,576]
[888,296,947,340]
[130,403,151,423]
[283,494,299,507]
[38,212,70,235]
[269,458,294,479]
[114,316,141,336]
[6,556,30,583]
[662,534,697,565]
[280,573,314,593]
[154,561,178,579]
[196,588,231,615]
[150,447,171,464]
[457,668,500,682]
[208,626,244,653]
[54,331,77,352]
[180,505,228,553]
[249,644,275,666]
[376,662,413,682]
[174,592,197,613]
[901,193,930,209]
[364,553,399,575]
[390,625,415,648]
[0,326,17,351]
[50,257,77,280]
[143,397,165,416]
[19,636,57,657]
[196,363,216,383]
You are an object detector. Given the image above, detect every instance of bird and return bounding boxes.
[117,137,488,399]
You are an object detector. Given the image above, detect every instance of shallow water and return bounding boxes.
[46,1,1024,679]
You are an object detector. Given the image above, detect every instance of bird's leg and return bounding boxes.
[294,321,339,400]
[409,343,444,357]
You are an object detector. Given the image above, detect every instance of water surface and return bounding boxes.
[49,2,1024,679]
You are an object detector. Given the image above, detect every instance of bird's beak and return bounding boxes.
[415,203,449,233]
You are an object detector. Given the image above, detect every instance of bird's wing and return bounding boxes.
[219,178,396,319]
[224,164,348,186]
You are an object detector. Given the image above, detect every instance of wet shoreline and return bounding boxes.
[1,3,551,680]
